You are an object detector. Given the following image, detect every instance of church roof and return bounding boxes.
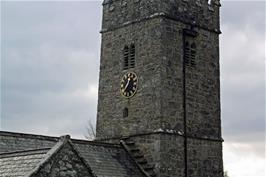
[0,148,49,177]
[0,131,146,177]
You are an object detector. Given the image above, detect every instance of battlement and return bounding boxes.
[101,0,221,33]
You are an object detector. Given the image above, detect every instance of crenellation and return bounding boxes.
[102,0,221,33]
[103,0,221,7]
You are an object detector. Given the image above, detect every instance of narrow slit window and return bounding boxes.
[129,44,135,68]
[123,107,129,118]
[123,46,129,70]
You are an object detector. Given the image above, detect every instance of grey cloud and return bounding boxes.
[221,1,265,33]
[220,1,265,159]
[1,1,102,138]
[2,1,102,50]
[2,90,97,138]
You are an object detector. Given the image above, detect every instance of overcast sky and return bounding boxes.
[1,1,265,177]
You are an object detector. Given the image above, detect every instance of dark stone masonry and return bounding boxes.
[96,0,223,176]
[1,0,223,176]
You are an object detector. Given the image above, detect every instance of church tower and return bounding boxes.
[96,0,223,176]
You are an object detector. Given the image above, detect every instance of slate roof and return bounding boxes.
[0,149,49,177]
[75,142,143,177]
[0,131,146,177]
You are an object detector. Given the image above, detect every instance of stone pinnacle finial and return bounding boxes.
[103,0,113,5]
[212,0,221,7]
[59,135,71,142]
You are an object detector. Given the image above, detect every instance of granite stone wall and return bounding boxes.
[129,133,185,177]
[30,143,93,177]
[187,139,224,177]
[96,17,164,138]
[101,0,220,33]
[125,133,223,177]
[96,0,222,140]
[96,0,223,176]
[184,28,221,139]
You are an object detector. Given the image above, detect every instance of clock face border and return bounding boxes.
[120,72,138,99]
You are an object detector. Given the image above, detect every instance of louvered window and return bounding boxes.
[184,42,190,65]
[123,46,129,70]
[129,44,135,68]
[190,43,196,66]
[123,44,135,70]
[184,41,197,67]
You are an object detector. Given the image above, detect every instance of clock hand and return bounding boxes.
[124,78,130,90]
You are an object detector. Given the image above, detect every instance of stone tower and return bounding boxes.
[96,0,223,176]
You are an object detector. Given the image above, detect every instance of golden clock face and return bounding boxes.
[120,72,138,98]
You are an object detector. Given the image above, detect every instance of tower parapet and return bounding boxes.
[102,0,221,33]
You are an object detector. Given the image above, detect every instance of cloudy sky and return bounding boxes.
[1,0,265,177]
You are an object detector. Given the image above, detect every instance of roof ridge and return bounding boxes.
[0,131,59,141]
[0,148,51,159]
[0,148,51,156]
[0,131,122,148]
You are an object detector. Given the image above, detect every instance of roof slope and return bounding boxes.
[75,142,145,177]
[0,148,50,177]
[0,131,57,153]
[27,136,96,177]
[0,131,146,177]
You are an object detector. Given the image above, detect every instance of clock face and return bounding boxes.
[120,72,138,98]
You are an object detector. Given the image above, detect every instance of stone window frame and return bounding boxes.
[123,45,130,70]
[184,41,196,66]
[123,43,135,70]
[183,30,197,67]
[129,44,135,68]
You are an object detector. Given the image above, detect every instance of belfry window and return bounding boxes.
[184,40,197,67]
[190,43,196,66]
[123,46,129,70]
[183,29,198,67]
[184,42,190,65]
[129,44,135,68]
[123,44,135,70]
